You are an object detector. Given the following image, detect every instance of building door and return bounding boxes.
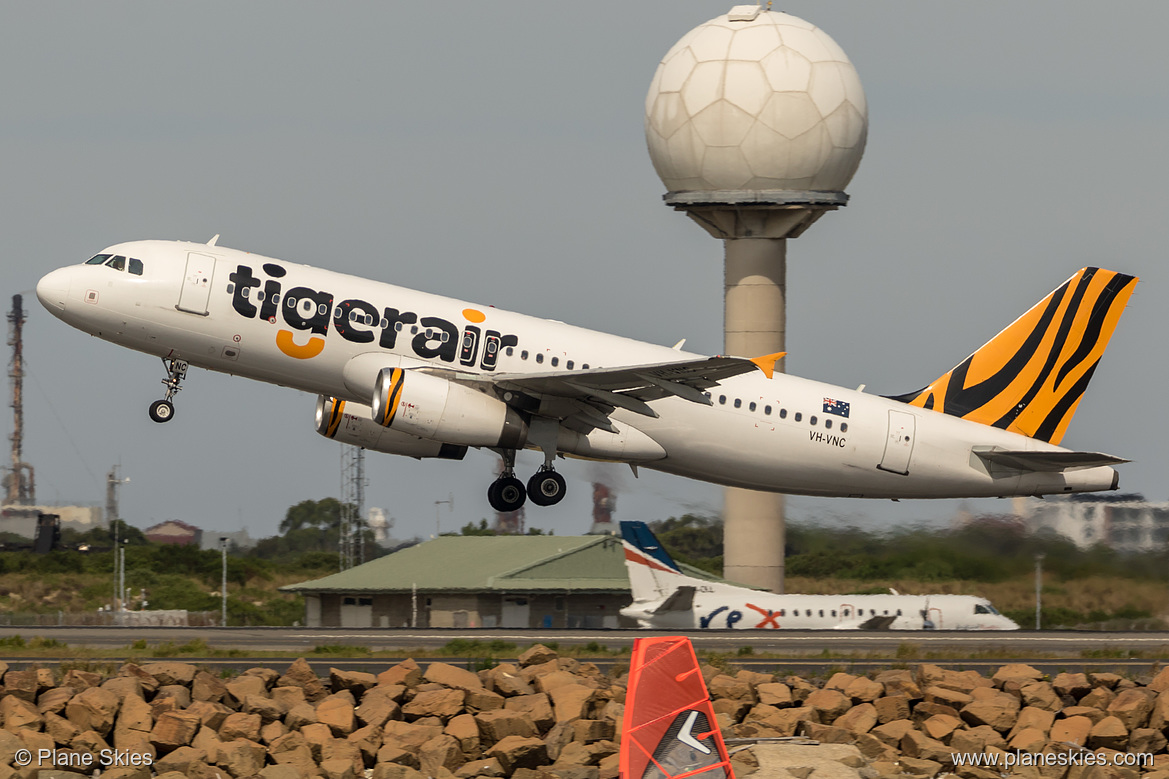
[340,596,373,627]
[501,597,530,628]
[878,410,916,474]
[177,252,216,315]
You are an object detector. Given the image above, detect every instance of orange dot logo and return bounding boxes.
[462,309,486,323]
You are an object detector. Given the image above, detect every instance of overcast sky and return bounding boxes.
[3,2,1166,544]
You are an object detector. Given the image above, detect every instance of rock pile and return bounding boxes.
[0,649,1166,779]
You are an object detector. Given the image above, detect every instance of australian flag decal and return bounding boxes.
[823,398,850,418]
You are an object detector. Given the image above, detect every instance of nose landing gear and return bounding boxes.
[149,358,188,423]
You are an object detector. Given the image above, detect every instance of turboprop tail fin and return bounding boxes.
[889,267,1137,445]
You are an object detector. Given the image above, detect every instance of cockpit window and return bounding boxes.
[85,254,111,265]
[128,258,143,276]
[105,255,126,271]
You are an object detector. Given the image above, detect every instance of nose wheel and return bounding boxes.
[149,358,188,423]
[148,399,175,423]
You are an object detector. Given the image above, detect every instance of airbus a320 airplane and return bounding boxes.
[36,239,1137,512]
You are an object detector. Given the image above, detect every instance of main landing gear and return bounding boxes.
[148,358,188,423]
[487,451,567,512]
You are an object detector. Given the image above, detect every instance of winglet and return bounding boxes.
[749,351,786,379]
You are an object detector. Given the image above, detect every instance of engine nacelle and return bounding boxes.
[315,395,467,460]
[371,368,527,448]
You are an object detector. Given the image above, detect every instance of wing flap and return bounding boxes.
[973,447,1128,472]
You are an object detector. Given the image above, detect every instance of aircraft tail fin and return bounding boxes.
[620,521,687,602]
[889,267,1138,445]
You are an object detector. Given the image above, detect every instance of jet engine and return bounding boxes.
[315,395,467,460]
[371,368,527,448]
[370,368,667,462]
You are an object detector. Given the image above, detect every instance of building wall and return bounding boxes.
[304,590,634,628]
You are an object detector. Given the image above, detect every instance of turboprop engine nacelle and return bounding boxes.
[315,395,468,460]
[371,368,666,462]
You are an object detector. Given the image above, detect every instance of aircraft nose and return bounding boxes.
[36,268,71,312]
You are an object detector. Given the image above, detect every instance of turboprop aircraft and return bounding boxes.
[36,238,1137,512]
[619,521,1019,631]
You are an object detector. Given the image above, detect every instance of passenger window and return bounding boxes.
[778,609,785,617]
[825,419,832,429]
[582,364,589,369]
[841,423,848,433]
[818,610,824,617]
[506,347,514,357]
[764,405,771,415]
[128,258,143,276]
[440,330,448,341]
[86,254,111,265]
[794,412,802,422]
[105,255,126,271]
[831,610,837,617]
[536,353,544,364]
[566,360,573,370]
[779,408,787,419]
[810,415,817,425]
[226,283,235,294]
[749,401,756,412]
[733,398,741,409]
[521,350,529,360]
[395,322,404,332]
[897,609,902,616]
[719,395,726,405]
[551,357,559,367]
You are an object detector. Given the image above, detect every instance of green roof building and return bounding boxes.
[281,534,661,629]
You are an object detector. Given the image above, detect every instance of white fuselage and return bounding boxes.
[621,586,1020,631]
[36,240,1119,499]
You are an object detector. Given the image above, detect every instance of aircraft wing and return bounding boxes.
[973,447,1128,472]
[452,353,783,434]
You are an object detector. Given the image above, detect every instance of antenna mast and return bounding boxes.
[340,445,366,569]
[7,295,33,505]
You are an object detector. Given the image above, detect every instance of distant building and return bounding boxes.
[282,534,719,629]
[0,505,102,539]
[144,519,203,547]
[198,529,256,552]
[1018,494,1169,553]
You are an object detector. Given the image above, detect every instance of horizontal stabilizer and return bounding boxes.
[652,586,696,614]
[973,447,1128,472]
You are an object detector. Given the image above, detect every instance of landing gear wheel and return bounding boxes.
[528,470,567,507]
[148,399,175,423]
[488,477,527,513]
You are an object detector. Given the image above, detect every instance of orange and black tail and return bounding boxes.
[889,268,1138,445]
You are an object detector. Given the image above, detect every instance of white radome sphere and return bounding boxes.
[646,6,868,194]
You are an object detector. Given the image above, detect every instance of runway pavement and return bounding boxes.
[0,625,1166,658]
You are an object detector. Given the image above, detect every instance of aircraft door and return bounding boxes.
[839,603,855,624]
[177,252,217,315]
[878,410,916,474]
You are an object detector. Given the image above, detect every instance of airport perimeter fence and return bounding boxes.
[0,610,219,627]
